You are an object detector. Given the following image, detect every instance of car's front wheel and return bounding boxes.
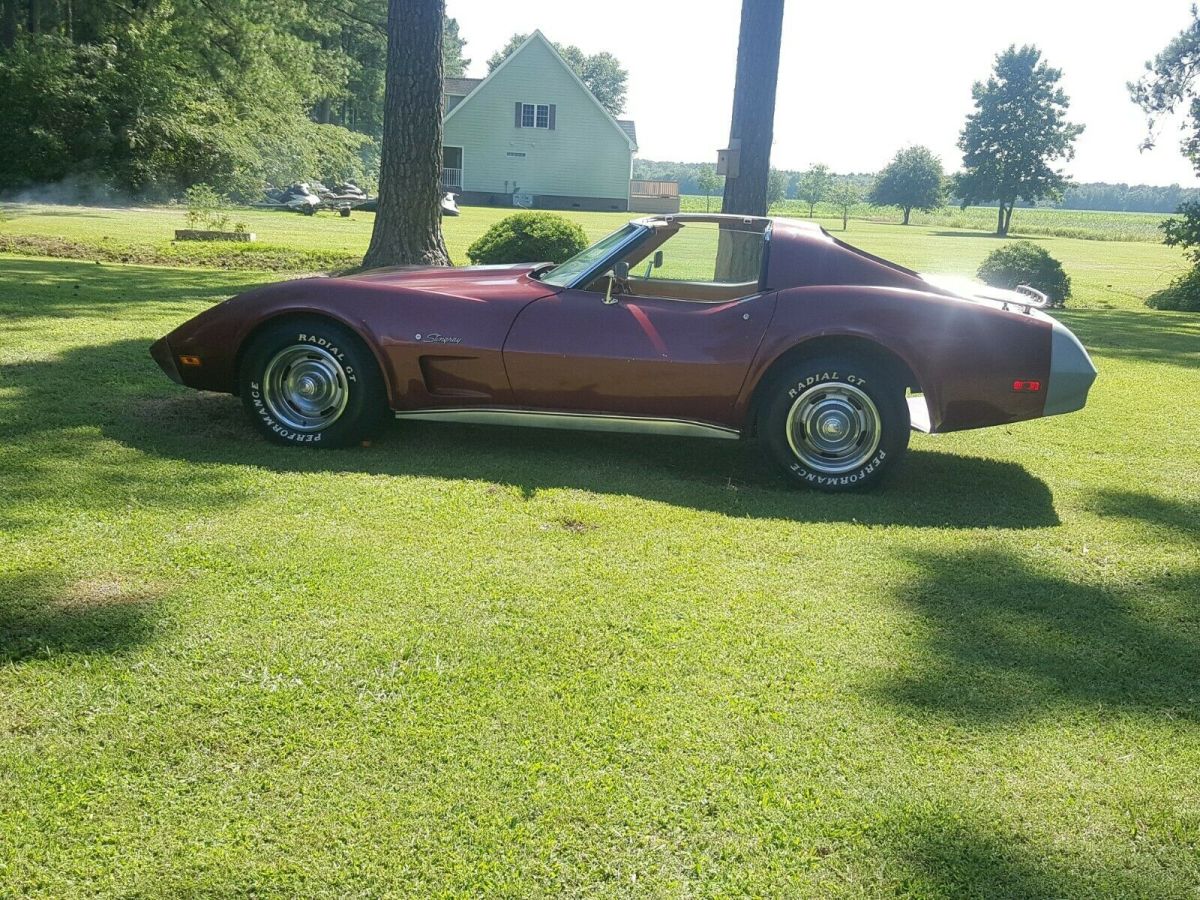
[759,355,909,491]
[239,318,387,447]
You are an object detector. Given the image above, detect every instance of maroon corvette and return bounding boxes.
[150,214,1096,491]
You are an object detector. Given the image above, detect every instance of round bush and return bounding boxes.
[1146,266,1200,311]
[977,241,1071,307]
[466,211,588,265]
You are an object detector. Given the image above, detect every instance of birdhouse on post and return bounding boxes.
[717,140,741,178]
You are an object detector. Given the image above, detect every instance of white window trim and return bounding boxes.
[521,102,551,129]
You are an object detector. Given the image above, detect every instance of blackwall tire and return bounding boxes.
[238,318,387,448]
[759,356,909,491]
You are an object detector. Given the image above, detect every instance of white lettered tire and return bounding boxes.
[759,356,909,491]
[239,318,387,448]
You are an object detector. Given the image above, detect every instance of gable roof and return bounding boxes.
[444,77,482,96]
[616,119,637,147]
[443,30,636,151]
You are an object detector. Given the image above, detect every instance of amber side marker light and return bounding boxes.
[1012,379,1042,392]
[179,355,203,367]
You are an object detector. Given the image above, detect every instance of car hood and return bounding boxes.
[339,262,556,302]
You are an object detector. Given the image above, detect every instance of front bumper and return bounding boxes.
[1044,320,1097,416]
[149,337,183,385]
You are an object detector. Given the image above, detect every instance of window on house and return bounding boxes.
[519,102,553,129]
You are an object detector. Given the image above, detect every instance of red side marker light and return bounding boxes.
[179,355,203,367]
[1012,379,1041,392]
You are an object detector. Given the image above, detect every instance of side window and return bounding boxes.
[632,222,765,286]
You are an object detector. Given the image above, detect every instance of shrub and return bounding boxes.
[977,241,1071,307]
[184,184,230,232]
[1146,266,1200,311]
[466,212,588,265]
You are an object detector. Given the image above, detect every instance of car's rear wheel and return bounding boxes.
[239,318,387,447]
[759,355,909,491]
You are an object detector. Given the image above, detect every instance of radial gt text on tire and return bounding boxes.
[758,355,910,491]
[238,317,387,447]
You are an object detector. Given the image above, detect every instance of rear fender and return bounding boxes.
[738,285,1052,433]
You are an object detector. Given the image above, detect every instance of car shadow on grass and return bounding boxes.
[876,544,1200,722]
[1,338,1060,530]
[0,570,159,665]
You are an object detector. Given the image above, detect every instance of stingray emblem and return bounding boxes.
[415,333,462,344]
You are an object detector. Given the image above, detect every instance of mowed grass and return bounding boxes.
[681,195,1174,243]
[0,201,1190,310]
[1,208,1200,895]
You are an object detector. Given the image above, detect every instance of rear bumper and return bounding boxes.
[149,337,183,385]
[1044,320,1097,416]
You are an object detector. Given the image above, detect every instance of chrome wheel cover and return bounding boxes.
[261,344,350,432]
[785,382,882,475]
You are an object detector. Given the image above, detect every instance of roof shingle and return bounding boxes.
[444,77,483,96]
[616,119,638,149]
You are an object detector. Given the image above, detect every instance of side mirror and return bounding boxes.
[604,261,630,304]
[653,250,663,269]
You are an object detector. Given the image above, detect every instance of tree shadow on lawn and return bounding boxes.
[0,256,268,320]
[874,810,1185,898]
[0,570,160,665]
[878,544,1200,723]
[1088,488,1199,541]
[1057,309,1200,370]
[1,338,1061,530]
[929,230,1044,240]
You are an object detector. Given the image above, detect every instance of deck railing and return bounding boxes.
[630,179,679,198]
[441,168,462,191]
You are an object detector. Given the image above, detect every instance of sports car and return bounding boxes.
[150,214,1097,491]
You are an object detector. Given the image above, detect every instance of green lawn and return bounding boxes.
[0,201,1189,309]
[1,206,1199,896]
[681,196,1175,243]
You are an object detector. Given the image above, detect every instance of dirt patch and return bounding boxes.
[553,517,596,534]
[58,577,157,611]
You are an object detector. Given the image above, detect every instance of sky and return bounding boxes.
[444,0,1200,186]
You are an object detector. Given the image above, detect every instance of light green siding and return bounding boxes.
[443,35,633,203]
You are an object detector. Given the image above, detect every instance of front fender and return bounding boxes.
[154,277,392,397]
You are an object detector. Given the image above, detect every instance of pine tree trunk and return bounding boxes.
[362,0,450,269]
[28,0,40,34]
[720,0,785,217]
[1,0,17,48]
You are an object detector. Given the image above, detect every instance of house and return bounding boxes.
[441,31,640,212]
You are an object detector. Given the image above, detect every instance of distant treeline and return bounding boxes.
[634,159,1200,214]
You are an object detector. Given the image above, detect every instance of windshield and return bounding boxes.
[538,224,644,287]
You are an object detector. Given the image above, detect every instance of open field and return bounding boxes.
[2,205,1199,895]
[0,202,1190,309]
[681,196,1175,243]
